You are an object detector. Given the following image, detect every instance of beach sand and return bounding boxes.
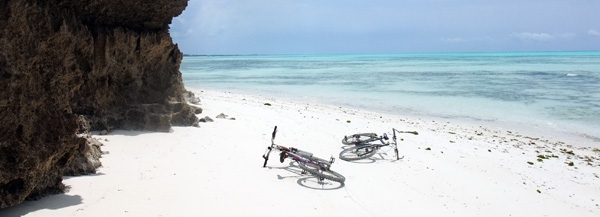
[1,89,599,217]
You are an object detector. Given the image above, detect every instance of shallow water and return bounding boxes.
[181,52,600,142]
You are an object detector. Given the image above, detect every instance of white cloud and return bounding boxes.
[589,29,600,36]
[510,32,554,41]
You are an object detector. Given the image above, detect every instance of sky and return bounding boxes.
[169,0,600,55]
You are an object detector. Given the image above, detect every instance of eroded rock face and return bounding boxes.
[63,116,103,176]
[0,0,194,208]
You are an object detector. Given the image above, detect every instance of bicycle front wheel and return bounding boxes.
[339,145,378,161]
[298,162,345,183]
[341,133,378,145]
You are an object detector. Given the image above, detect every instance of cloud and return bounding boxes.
[510,32,554,41]
[170,0,600,54]
[589,29,600,36]
[170,0,235,39]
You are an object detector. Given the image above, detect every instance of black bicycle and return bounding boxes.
[263,126,345,183]
[339,128,418,161]
[341,133,379,145]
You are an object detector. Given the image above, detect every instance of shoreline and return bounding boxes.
[190,87,600,149]
[1,88,599,216]
[181,51,600,147]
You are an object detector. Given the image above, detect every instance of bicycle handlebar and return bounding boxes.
[265,126,286,167]
[391,128,418,160]
[264,126,278,167]
[272,126,278,141]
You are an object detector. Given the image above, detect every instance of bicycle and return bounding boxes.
[341,133,379,145]
[262,126,345,183]
[339,129,418,161]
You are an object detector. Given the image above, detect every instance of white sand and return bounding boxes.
[1,89,599,217]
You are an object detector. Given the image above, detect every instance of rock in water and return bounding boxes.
[0,0,194,208]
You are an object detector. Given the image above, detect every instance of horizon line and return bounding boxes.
[181,50,600,57]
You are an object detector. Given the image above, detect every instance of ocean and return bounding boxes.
[180,52,600,143]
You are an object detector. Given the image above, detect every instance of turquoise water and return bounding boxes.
[181,52,600,140]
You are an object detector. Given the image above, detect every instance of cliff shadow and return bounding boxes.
[0,194,82,216]
[91,129,173,137]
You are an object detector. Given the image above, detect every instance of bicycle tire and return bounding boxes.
[341,133,379,145]
[298,161,345,183]
[339,145,378,161]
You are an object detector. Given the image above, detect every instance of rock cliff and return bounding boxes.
[0,0,197,208]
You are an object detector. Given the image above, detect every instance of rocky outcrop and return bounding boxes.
[63,116,103,176]
[0,0,196,208]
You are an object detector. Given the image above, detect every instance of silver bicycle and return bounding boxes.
[339,128,418,161]
[262,126,345,183]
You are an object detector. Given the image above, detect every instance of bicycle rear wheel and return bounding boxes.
[339,145,378,161]
[298,162,345,183]
[341,133,378,145]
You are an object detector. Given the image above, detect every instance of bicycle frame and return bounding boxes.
[348,128,416,160]
[262,126,333,169]
[262,126,346,183]
[351,133,398,159]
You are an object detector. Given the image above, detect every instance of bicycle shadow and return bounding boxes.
[266,162,345,190]
[340,145,355,150]
[296,177,344,190]
[339,151,402,164]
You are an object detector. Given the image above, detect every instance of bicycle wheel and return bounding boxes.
[298,161,345,183]
[341,133,378,145]
[339,145,378,161]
